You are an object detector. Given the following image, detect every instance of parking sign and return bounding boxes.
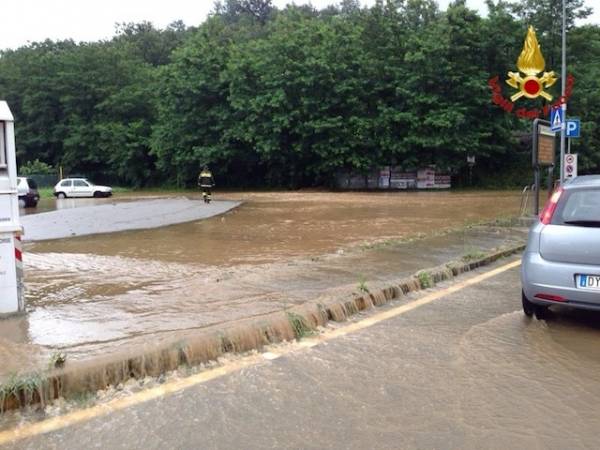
[566,118,581,138]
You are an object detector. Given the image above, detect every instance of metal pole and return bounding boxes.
[567,138,571,154]
[559,0,567,185]
[534,168,540,215]
[532,119,540,215]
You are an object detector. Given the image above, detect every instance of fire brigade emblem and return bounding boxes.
[506,26,557,102]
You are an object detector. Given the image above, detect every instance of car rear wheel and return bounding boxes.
[522,290,548,319]
[57,192,67,199]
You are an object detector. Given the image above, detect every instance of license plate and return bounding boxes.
[577,274,600,290]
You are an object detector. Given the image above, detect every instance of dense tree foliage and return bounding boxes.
[0,0,597,187]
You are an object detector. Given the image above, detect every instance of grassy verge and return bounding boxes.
[37,187,54,199]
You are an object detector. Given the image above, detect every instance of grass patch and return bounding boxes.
[491,216,518,227]
[461,249,487,262]
[48,351,67,369]
[417,271,433,289]
[37,187,54,199]
[287,312,314,340]
[0,372,45,411]
[357,275,370,294]
[111,186,133,194]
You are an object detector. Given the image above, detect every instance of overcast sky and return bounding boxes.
[0,0,598,51]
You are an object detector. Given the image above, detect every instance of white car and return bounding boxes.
[53,178,112,198]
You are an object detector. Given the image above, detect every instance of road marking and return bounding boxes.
[0,258,521,445]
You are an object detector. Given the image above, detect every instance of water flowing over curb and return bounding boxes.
[0,244,525,413]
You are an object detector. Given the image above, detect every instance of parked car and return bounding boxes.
[521,175,600,318]
[53,178,112,198]
[17,177,40,207]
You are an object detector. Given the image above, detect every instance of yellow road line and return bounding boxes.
[0,258,521,445]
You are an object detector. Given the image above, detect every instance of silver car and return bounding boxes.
[521,175,600,317]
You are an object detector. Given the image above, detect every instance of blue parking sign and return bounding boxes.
[566,118,581,138]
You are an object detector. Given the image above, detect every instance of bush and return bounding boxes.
[19,159,54,176]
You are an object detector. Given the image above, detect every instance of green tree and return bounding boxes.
[19,159,54,175]
[565,25,600,173]
[507,0,593,68]
[1,1,598,188]
[151,17,238,187]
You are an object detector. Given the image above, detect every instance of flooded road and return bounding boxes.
[5,262,600,449]
[30,191,521,264]
[4,190,525,379]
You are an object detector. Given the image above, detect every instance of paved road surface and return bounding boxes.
[20,198,241,241]
[3,258,600,449]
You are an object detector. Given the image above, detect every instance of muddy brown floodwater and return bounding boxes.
[30,191,522,264]
[3,190,524,380]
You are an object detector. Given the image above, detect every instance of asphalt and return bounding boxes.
[4,258,600,449]
[20,198,241,241]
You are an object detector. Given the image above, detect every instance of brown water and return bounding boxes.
[29,191,521,265]
[4,190,525,379]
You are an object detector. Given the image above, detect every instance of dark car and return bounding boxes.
[17,177,40,207]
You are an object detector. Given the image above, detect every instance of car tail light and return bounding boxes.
[535,293,566,302]
[540,187,564,225]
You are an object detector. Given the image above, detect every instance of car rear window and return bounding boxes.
[26,178,37,189]
[553,187,600,226]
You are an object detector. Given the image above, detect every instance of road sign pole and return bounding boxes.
[568,138,571,155]
[532,119,541,216]
[559,0,567,185]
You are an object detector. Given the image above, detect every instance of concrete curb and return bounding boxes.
[0,243,525,413]
[318,244,525,322]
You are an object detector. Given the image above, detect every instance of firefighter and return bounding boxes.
[198,166,215,203]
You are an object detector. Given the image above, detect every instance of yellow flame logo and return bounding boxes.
[506,26,557,102]
[517,26,546,75]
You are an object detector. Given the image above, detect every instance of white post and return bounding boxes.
[0,101,24,315]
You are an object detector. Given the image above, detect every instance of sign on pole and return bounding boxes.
[564,153,578,179]
[566,118,580,138]
[550,106,564,132]
[537,125,556,166]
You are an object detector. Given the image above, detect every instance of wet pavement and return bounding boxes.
[1,191,525,379]
[5,260,600,449]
